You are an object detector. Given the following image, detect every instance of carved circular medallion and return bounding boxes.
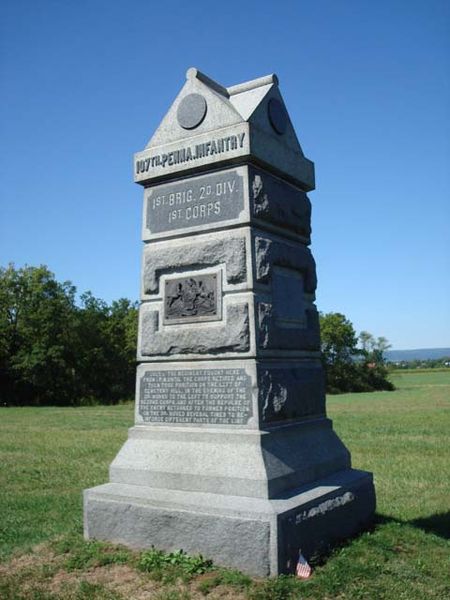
[268,98,287,135]
[177,94,207,129]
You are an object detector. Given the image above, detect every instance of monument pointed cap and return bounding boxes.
[135,68,315,191]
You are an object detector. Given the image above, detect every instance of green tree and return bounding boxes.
[0,264,139,406]
[319,312,361,393]
[0,264,77,405]
[320,312,394,394]
[73,294,138,404]
[107,297,139,399]
[358,333,393,392]
[359,330,374,353]
[372,336,391,362]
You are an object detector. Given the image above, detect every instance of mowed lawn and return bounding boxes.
[0,371,449,599]
[329,370,450,526]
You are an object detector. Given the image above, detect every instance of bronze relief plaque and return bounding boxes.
[164,272,222,325]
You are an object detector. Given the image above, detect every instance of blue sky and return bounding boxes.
[1,0,449,349]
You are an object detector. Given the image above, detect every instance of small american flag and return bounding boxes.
[295,550,312,579]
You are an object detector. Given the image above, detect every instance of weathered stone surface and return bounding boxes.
[267,98,288,135]
[139,302,250,357]
[142,234,247,296]
[84,485,272,576]
[277,470,376,571]
[109,426,269,497]
[108,418,350,498]
[142,165,312,243]
[249,166,311,241]
[261,419,351,496]
[134,69,315,191]
[133,360,324,430]
[145,68,244,148]
[257,301,321,352]
[258,362,325,423]
[271,267,307,327]
[84,468,374,576]
[254,234,317,292]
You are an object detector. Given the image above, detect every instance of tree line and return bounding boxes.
[390,358,450,370]
[319,312,394,394]
[0,265,137,406]
[0,265,393,406]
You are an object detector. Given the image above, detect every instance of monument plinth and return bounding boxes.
[84,68,375,576]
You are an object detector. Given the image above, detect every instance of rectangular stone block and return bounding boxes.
[257,298,321,354]
[138,293,255,361]
[251,230,321,353]
[139,228,321,358]
[248,165,311,241]
[134,360,257,428]
[141,229,252,299]
[134,359,325,430]
[253,230,317,293]
[141,165,312,243]
[142,166,249,240]
[109,416,350,498]
[142,227,318,299]
[84,482,273,576]
[137,363,255,427]
[276,470,376,570]
[84,469,374,576]
[135,123,250,184]
[257,361,325,424]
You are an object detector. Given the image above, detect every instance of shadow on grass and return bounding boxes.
[409,512,450,539]
[307,511,450,568]
[375,511,450,540]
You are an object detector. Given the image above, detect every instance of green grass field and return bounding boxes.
[1,371,449,599]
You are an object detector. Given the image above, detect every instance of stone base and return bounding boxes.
[84,468,375,576]
[108,420,351,499]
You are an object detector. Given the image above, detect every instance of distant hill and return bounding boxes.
[385,348,450,362]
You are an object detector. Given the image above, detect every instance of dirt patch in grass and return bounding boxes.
[0,546,249,599]
[49,564,161,598]
[196,582,247,599]
[0,545,150,599]
[0,543,61,575]
[0,546,60,599]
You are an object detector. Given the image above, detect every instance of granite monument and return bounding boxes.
[84,68,376,576]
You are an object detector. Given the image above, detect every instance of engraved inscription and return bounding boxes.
[164,273,221,324]
[136,133,246,175]
[145,169,244,234]
[294,492,355,525]
[139,369,252,425]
